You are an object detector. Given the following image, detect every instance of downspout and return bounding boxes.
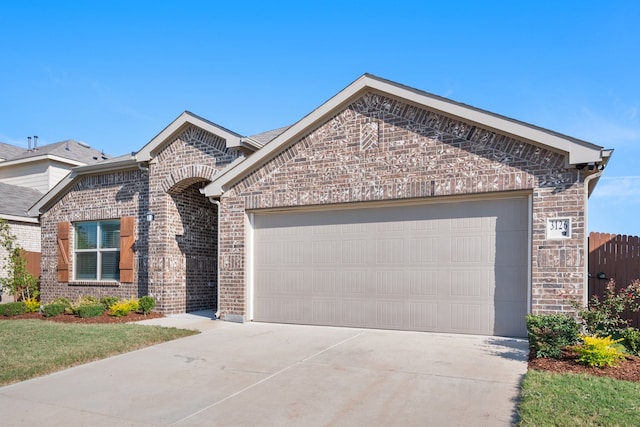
[583,170,603,308]
[209,197,221,319]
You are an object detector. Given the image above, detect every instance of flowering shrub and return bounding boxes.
[109,297,139,317]
[574,335,626,368]
[572,279,640,337]
[24,298,40,313]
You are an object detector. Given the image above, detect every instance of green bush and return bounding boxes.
[137,296,156,315]
[50,297,74,314]
[100,296,119,310]
[42,303,66,318]
[0,301,26,316]
[575,335,626,368]
[527,313,580,359]
[76,304,105,318]
[620,327,640,356]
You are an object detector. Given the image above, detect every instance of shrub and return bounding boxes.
[574,335,626,368]
[42,303,66,318]
[76,304,105,318]
[51,297,73,314]
[109,298,138,317]
[100,296,119,310]
[137,296,156,315]
[620,328,640,356]
[527,313,580,358]
[572,279,640,337]
[70,295,101,315]
[24,298,40,313]
[0,301,27,316]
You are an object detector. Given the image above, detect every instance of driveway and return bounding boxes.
[0,316,528,426]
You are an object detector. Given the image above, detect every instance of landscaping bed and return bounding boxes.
[529,347,640,382]
[0,310,164,324]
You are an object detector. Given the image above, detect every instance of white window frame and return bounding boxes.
[73,220,120,281]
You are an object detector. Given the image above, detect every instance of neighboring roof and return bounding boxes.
[0,142,27,160]
[0,139,111,167]
[247,126,291,146]
[0,181,43,220]
[203,73,612,197]
[136,111,258,162]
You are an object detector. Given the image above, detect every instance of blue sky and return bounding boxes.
[2,1,639,235]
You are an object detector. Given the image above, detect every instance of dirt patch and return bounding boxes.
[0,311,165,324]
[529,348,640,382]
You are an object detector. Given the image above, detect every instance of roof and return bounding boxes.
[203,73,612,197]
[0,139,111,167]
[247,126,291,146]
[136,111,258,162]
[0,181,43,220]
[0,142,27,160]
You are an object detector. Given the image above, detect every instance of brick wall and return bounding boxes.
[40,169,149,302]
[41,125,239,313]
[147,125,239,314]
[218,92,588,318]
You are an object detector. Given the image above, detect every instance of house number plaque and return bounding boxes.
[546,217,571,240]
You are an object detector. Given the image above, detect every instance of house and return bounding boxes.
[30,75,612,336]
[0,139,110,292]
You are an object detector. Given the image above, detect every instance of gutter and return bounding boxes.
[583,170,604,307]
[208,197,221,319]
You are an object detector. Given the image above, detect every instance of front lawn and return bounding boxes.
[0,320,198,386]
[518,370,640,426]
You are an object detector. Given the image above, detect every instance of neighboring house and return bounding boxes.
[31,75,612,337]
[0,140,110,290]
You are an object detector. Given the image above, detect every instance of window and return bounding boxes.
[74,220,120,281]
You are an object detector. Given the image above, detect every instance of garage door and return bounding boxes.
[252,197,529,336]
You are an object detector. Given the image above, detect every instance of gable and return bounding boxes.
[228,92,568,202]
[203,74,610,198]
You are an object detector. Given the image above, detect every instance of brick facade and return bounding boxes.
[40,169,149,302]
[40,126,239,312]
[217,92,590,319]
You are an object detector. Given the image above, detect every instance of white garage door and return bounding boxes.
[252,197,529,336]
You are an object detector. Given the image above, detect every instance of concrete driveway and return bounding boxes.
[0,315,528,426]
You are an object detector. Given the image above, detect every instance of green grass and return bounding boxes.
[518,370,640,426]
[0,320,198,386]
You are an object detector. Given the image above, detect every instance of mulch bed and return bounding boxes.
[529,348,640,382]
[0,311,165,324]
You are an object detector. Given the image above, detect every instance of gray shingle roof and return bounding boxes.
[0,182,44,217]
[4,140,111,164]
[248,126,291,145]
[0,142,27,160]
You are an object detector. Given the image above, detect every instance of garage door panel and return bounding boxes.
[253,197,529,336]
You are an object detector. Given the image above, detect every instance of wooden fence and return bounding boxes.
[588,232,640,327]
[22,250,41,278]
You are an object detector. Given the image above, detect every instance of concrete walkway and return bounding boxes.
[0,314,528,426]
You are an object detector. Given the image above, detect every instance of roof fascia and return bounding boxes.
[204,74,608,197]
[0,214,39,223]
[136,111,244,162]
[0,154,86,168]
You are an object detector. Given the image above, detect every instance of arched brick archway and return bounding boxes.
[161,164,218,194]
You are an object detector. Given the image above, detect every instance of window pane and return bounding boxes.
[76,253,97,279]
[101,251,120,280]
[75,222,97,249]
[101,220,121,249]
